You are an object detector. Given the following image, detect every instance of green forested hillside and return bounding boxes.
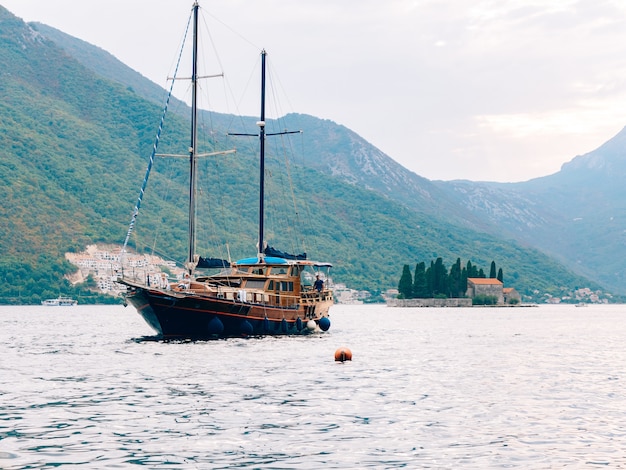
[0,6,602,304]
[0,7,170,302]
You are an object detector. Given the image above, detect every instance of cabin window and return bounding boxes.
[280,281,294,292]
[245,280,266,289]
[268,280,274,290]
[272,267,289,275]
[251,267,266,275]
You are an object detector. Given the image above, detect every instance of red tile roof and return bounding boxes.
[467,277,503,286]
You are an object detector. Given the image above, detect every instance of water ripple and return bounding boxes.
[2,305,626,467]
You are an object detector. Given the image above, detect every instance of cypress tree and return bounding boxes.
[413,262,427,298]
[398,264,413,299]
[490,261,497,278]
[426,261,435,297]
[433,257,447,296]
[461,266,468,295]
[497,267,503,283]
[448,257,462,297]
[466,260,478,278]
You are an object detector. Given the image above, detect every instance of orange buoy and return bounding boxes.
[334,347,352,362]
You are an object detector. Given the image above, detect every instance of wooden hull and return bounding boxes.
[124,285,332,339]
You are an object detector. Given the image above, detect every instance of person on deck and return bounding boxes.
[314,275,324,294]
[178,273,190,290]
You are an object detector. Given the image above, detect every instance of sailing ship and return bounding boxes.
[118,2,333,338]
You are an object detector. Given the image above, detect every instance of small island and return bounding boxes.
[388,258,521,307]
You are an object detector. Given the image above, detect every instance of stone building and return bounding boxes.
[466,278,504,304]
[503,287,521,304]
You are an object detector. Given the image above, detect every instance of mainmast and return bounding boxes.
[257,50,267,261]
[187,1,200,271]
[228,49,301,262]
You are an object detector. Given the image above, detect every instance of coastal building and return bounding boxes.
[66,244,185,297]
[503,287,521,304]
[320,283,365,304]
[466,278,504,304]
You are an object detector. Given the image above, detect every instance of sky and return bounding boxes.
[3,0,626,182]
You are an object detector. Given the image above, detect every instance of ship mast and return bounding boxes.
[229,50,301,262]
[257,50,267,261]
[187,1,200,271]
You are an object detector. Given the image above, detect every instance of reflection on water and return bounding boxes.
[1,304,626,467]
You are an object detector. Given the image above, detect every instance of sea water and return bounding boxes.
[1,303,626,468]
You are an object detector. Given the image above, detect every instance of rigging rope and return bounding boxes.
[264,61,309,257]
[122,9,193,254]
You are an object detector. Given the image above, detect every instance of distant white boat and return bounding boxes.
[42,297,78,306]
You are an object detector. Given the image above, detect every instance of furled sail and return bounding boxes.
[263,245,307,260]
[197,257,230,269]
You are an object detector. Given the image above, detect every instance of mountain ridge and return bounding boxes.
[0,5,615,303]
[435,127,626,293]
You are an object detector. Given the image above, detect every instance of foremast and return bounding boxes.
[187,1,200,273]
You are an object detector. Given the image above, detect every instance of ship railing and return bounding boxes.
[301,289,333,303]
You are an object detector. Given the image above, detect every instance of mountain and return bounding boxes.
[30,22,190,114]
[0,6,610,304]
[433,130,626,294]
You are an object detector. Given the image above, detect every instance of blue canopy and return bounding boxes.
[235,256,288,265]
